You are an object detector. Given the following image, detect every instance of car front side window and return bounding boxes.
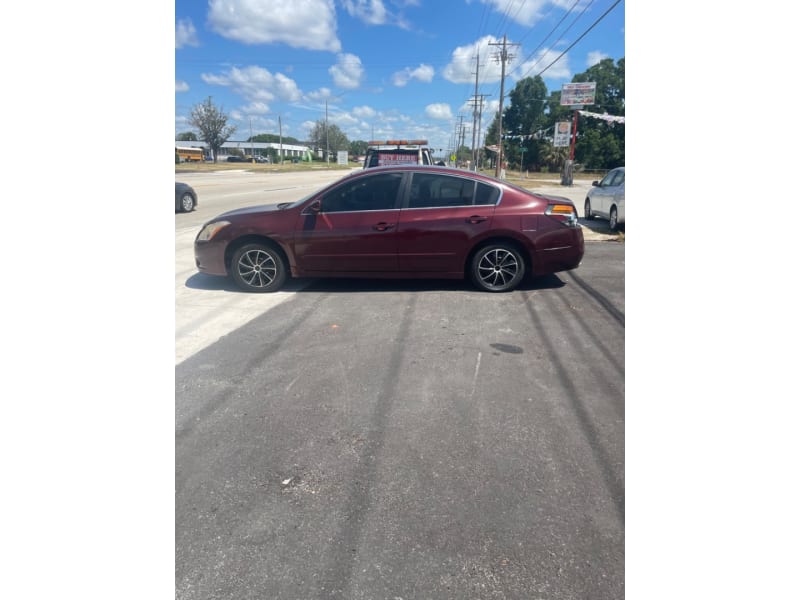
[321,173,403,212]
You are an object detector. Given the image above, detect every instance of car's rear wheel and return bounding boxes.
[609,206,619,231]
[179,193,194,213]
[230,243,287,293]
[470,244,525,292]
[584,199,594,220]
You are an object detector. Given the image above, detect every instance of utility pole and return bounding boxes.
[279,115,283,164]
[453,115,464,166]
[489,35,518,177]
[470,54,481,170]
[249,118,254,162]
[325,99,329,164]
[469,93,490,170]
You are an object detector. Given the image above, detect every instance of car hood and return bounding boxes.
[217,203,288,219]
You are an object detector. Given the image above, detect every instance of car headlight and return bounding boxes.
[196,220,231,242]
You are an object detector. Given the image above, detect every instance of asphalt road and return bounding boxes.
[175,172,624,598]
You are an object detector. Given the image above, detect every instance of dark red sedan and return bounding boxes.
[194,165,584,293]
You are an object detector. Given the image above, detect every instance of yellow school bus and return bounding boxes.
[175,146,205,163]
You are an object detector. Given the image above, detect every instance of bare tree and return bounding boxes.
[188,97,236,163]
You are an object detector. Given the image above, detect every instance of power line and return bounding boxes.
[511,0,587,75]
[532,0,623,79]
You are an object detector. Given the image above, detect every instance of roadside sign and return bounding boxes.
[554,121,571,147]
[560,82,596,106]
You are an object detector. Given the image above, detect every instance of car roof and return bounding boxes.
[352,164,496,180]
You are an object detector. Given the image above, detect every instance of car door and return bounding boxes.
[293,172,404,273]
[395,172,498,274]
[596,169,623,217]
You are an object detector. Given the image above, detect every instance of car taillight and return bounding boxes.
[545,204,579,227]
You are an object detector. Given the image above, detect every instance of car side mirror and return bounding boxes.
[303,200,322,215]
[592,180,600,187]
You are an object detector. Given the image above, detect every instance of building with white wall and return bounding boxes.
[176,140,312,160]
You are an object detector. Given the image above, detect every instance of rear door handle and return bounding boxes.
[468,215,488,224]
[373,222,396,231]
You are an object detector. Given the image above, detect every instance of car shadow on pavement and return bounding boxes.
[184,272,566,294]
[580,218,624,236]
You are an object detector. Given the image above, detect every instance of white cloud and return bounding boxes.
[241,101,271,115]
[391,64,434,87]
[175,80,189,93]
[176,18,199,49]
[307,88,333,101]
[425,103,452,120]
[341,0,388,24]
[443,36,504,84]
[341,0,415,28]
[587,51,609,67]
[200,66,302,105]
[208,0,341,52]
[329,53,364,89]
[331,112,359,127]
[515,49,571,81]
[352,105,376,118]
[476,0,551,27]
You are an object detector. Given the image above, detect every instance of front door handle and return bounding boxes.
[468,215,488,224]
[373,222,396,231]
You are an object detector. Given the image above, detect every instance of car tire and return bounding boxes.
[179,193,195,213]
[470,243,525,292]
[230,243,287,293]
[609,206,618,231]
[584,199,594,220]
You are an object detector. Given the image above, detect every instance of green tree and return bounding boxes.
[349,140,368,157]
[249,133,302,145]
[568,58,625,169]
[188,97,237,163]
[176,131,197,141]
[492,57,625,171]
[502,76,549,170]
[540,142,569,172]
[308,120,349,161]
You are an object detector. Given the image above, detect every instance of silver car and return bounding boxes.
[584,166,624,231]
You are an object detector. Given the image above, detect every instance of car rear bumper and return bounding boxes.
[532,228,584,274]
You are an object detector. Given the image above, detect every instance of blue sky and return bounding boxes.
[175,0,625,152]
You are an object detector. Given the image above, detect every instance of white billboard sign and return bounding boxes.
[560,82,596,106]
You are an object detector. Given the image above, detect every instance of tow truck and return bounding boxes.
[363,139,434,168]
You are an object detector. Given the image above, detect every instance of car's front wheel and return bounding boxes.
[179,193,194,213]
[609,206,619,231]
[584,199,594,220]
[470,244,525,292]
[230,243,287,292]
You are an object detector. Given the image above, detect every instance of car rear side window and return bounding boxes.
[408,173,480,208]
[321,173,403,212]
[475,182,500,205]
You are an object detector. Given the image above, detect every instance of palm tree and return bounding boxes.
[541,142,569,173]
